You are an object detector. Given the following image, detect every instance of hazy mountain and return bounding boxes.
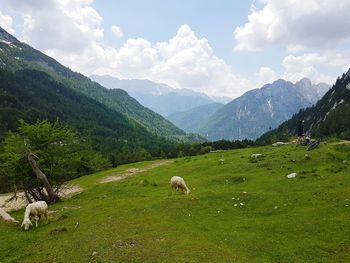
[258,70,350,143]
[90,74,218,117]
[0,27,184,140]
[199,78,330,141]
[168,103,224,133]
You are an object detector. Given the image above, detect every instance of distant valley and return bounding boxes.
[91,74,230,117]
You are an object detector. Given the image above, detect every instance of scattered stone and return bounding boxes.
[113,240,137,249]
[234,204,238,207]
[243,191,247,194]
[0,208,19,224]
[240,203,244,206]
[251,154,263,159]
[91,251,97,257]
[287,173,297,179]
[274,206,278,209]
[343,160,348,164]
[305,154,311,160]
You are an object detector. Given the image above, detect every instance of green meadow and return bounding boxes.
[1,142,350,262]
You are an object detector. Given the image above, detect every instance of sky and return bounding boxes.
[0,0,350,99]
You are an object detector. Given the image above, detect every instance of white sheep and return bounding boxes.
[170,176,191,195]
[251,153,263,159]
[21,201,48,230]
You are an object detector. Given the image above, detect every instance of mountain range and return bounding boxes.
[90,74,231,117]
[168,78,329,140]
[258,69,350,143]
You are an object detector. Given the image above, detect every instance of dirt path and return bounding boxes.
[0,185,83,212]
[0,160,172,212]
[334,140,350,145]
[100,160,173,183]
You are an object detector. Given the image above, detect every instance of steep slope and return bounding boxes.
[167,103,224,133]
[0,27,184,139]
[258,69,350,143]
[0,68,175,163]
[90,75,219,117]
[199,79,329,141]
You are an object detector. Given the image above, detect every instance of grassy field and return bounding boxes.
[1,142,350,262]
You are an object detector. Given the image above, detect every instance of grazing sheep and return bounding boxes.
[170,176,191,194]
[0,208,19,224]
[21,201,48,230]
[251,154,263,159]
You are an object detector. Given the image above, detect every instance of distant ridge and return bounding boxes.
[258,69,350,143]
[198,78,329,141]
[91,74,230,117]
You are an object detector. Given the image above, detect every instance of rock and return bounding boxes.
[0,208,19,224]
[251,154,263,159]
[91,251,97,257]
[343,160,348,164]
[272,142,288,147]
[305,154,311,160]
[287,172,297,179]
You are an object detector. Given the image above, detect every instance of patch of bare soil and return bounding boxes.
[0,185,83,212]
[100,160,173,183]
[334,140,350,145]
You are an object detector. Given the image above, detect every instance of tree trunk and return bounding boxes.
[27,152,60,203]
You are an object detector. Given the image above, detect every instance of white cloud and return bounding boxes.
[3,0,254,98]
[0,11,15,34]
[234,0,350,52]
[5,0,103,52]
[282,52,350,84]
[111,25,123,38]
[256,66,278,86]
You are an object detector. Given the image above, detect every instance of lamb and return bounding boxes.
[21,201,48,230]
[170,176,191,194]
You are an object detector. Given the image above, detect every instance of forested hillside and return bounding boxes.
[0,27,184,139]
[0,68,176,164]
[168,103,223,133]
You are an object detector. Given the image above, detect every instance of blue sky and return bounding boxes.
[0,0,349,98]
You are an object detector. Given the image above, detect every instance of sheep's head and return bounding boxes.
[21,218,33,231]
[186,189,191,195]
